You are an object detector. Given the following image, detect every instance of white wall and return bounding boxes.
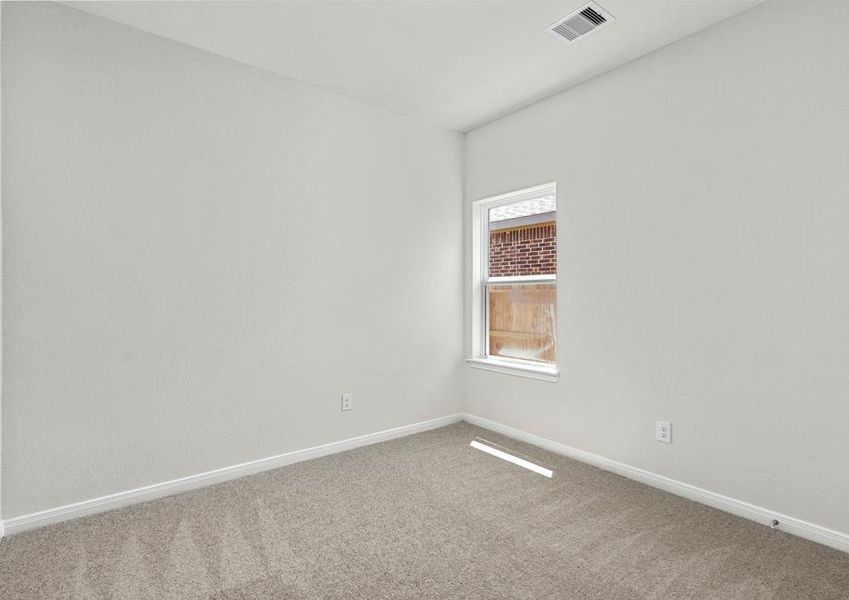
[1,2,463,518]
[0,2,5,536]
[464,1,849,535]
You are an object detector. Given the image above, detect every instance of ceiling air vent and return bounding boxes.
[546,2,615,44]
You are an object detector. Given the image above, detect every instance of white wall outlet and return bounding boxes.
[341,393,353,412]
[656,421,671,443]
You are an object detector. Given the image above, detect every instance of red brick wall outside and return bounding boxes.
[489,222,556,277]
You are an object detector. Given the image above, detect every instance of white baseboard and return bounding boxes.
[462,413,849,555]
[1,413,464,537]
[5,412,847,555]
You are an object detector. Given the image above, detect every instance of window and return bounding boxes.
[468,183,558,382]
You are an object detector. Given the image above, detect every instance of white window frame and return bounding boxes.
[466,182,559,382]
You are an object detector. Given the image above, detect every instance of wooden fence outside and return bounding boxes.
[488,282,556,364]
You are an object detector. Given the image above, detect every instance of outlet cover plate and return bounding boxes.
[656,420,671,443]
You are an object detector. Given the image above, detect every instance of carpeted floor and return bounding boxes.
[2,422,848,599]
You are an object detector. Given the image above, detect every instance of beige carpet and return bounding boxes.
[2,422,848,599]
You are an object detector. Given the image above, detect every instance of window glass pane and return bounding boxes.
[488,282,556,364]
[489,195,556,277]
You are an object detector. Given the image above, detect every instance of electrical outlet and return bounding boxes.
[656,421,671,443]
[341,393,353,412]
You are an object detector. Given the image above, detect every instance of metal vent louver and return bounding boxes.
[546,2,615,44]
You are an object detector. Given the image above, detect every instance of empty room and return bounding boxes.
[1,1,848,598]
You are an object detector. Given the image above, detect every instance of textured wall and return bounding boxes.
[465,1,849,535]
[1,2,463,517]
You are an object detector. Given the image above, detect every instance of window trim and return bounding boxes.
[466,356,559,382]
[468,182,559,382]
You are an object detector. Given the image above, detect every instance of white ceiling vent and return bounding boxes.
[546,2,615,44]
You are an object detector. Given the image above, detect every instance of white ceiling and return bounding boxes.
[64,1,762,132]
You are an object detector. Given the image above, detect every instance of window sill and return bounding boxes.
[465,357,559,383]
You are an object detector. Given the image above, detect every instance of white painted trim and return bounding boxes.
[462,413,849,555]
[466,357,559,382]
[487,274,556,284]
[474,181,557,208]
[1,413,464,537]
